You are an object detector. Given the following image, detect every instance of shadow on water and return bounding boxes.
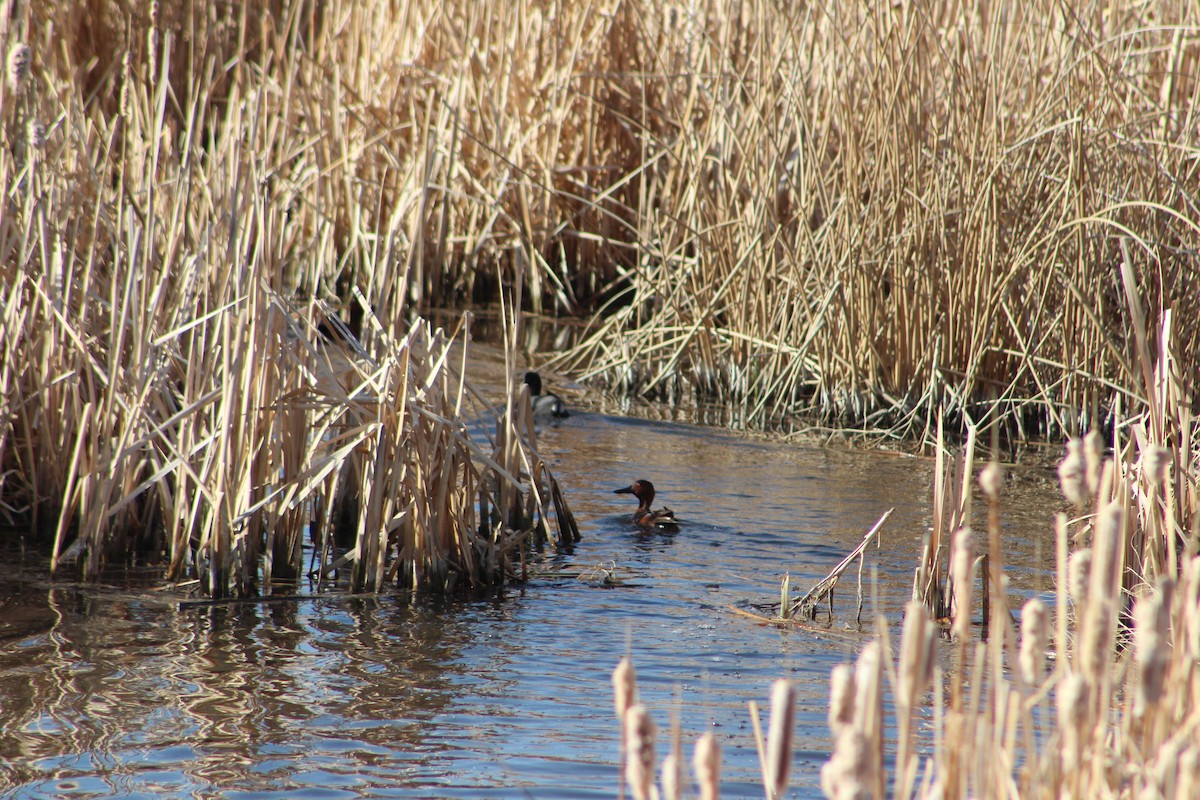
[0,353,1064,798]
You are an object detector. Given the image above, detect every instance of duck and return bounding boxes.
[614,479,679,530]
[523,371,570,422]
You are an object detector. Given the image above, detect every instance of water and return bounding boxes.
[0,357,1062,799]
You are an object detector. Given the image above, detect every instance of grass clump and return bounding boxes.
[1,2,578,596]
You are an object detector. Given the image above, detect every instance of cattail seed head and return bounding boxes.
[1091,501,1124,600]
[821,729,869,800]
[766,679,796,797]
[1019,597,1048,686]
[661,752,682,800]
[979,462,1004,500]
[1058,438,1087,508]
[1134,581,1173,715]
[613,657,637,719]
[624,705,657,800]
[828,664,857,735]
[898,601,935,703]
[1058,672,1089,729]
[693,732,720,800]
[1068,549,1092,607]
[7,43,31,93]
[1058,671,1090,771]
[951,527,975,640]
[853,641,882,730]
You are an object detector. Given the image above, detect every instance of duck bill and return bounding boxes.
[613,486,634,495]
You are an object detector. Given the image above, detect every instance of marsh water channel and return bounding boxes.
[0,340,1064,799]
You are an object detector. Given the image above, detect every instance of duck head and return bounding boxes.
[614,479,657,509]
[523,371,544,395]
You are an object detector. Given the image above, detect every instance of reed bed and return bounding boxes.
[546,1,1200,440]
[0,0,578,595]
[8,1,1195,459]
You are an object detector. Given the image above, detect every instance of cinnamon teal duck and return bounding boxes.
[614,479,678,530]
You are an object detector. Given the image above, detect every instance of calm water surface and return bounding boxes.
[0,380,1062,798]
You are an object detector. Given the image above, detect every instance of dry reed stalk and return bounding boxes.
[5,0,597,595]
[764,679,796,799]
[789,507,892,621]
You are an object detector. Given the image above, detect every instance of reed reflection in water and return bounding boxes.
[0,410,1060,798]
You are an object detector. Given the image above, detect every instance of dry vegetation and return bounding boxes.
[544,0,1200,441]
[1,0,580,596]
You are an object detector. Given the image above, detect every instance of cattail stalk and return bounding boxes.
[693,733,720,800]
[765,679,796,799]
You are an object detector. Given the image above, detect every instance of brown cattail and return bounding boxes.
[853,641,882,731]
[766,679,796,798]
[1080,502,1124,680]
[828,664,856,735]
[613,656,638,719]
[951,527,976,640]
[821,729,869,800]
[1058,438,1087,508]
[1019,597,1048,686]
[978,462,1004,500]
[1090,502,1123,600]
[898,601,935,702]
[1068,549,1092,607]
[6,43,31,93]
[1058,671,1090,771]
[624,705,657,800]
[693,732,720,800]
[1134,580,1173,715]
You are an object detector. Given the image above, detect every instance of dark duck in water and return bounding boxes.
[523,371,570,423]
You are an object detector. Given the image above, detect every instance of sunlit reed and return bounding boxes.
[548,2,1200,442]
[614,306,1195,798]
[2,2,586,596]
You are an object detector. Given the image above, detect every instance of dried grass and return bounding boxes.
[548,1,1200,441]
[1,1,577,595]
